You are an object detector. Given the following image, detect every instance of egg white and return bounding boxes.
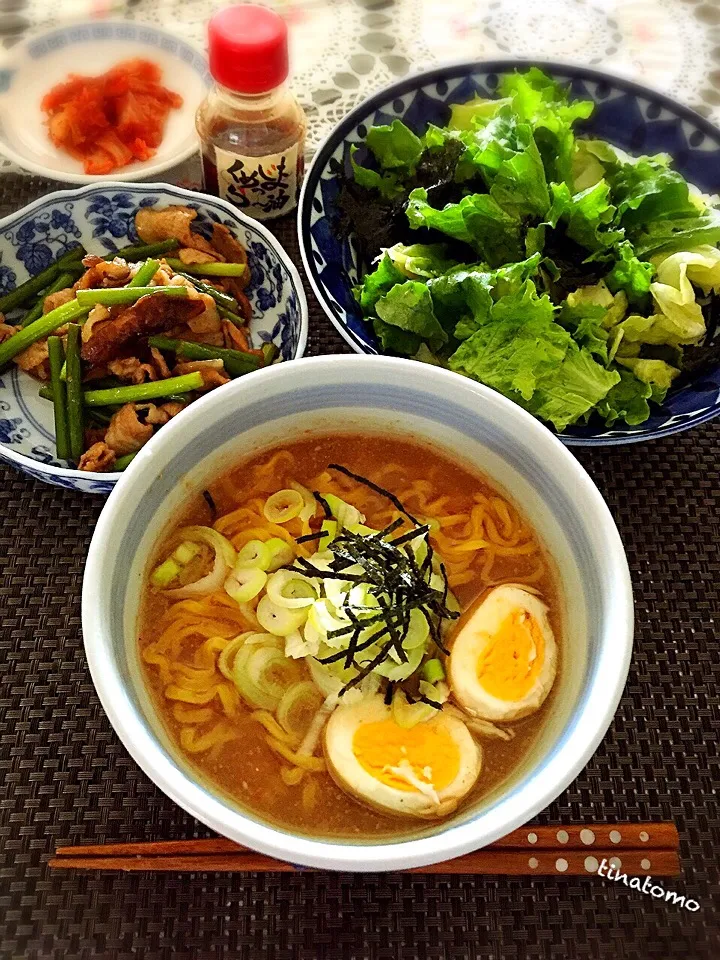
[448,585,557,722]
[324,697,482,818]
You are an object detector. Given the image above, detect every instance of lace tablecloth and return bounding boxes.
[4,0,720,162]
[0,4,719,960]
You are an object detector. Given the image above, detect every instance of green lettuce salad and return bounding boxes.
[337,68,720,430]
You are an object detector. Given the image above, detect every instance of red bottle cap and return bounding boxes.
[208,4,289,95]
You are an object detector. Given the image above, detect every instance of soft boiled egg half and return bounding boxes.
[324,697,482,818]
[448,585,557,722]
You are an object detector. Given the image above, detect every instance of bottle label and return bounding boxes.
[213,143,299,220]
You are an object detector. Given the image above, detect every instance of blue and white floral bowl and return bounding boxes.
[298,59,720,445]
[0,182,308,494]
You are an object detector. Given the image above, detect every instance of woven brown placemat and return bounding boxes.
[0,174,718,960]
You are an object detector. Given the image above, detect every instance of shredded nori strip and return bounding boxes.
[202,489,216,518]
[327,463,422,525]
[300,465,458,697]
[295,530,329,544]
[313,491,333,518]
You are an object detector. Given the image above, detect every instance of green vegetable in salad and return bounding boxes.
[340,67,720,429]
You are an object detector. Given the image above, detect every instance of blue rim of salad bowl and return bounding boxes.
[298,58,720,446]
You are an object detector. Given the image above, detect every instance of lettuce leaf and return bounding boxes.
[632,206,720,258]
[595,370,654,426]
[455,109,550,218]
[365,119,424,172]
[610,156,697,227]
[449,97,511,131]
[350,146,404,200]
[356,253,405,314]
[406,187,523,266]
[448,281,566,400]
[430,255,543,340]
[373,317,422,355]
[557,299,610,362]
[605,240,654,305]
[525,344,621,430]
[547,180,625,253]
[615,356,680,390]
[374,281,448,352]
[384,242,457,279]
[499,68,593,185]
[652,244,720,295]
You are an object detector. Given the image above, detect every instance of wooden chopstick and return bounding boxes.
[49,822,680,876]
[54,822,678,857]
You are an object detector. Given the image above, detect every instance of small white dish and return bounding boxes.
[0,20,210,183]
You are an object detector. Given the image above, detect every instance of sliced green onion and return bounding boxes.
[256,595,307,636]
[400,607,431,651]
[247,647,298,701]
[391,690,437,729]
[276,681,324,740]
[165,258,246,277]
[290,481,317,524]
[263,489,304,524]
[374,642,423,681]
[422,658,445,684]
[83,372,203,407]
[224,567,267,603]
[266,569,318,609]
[265,538,295,571]
[161,526,236,599]
[76,286,189,307]
[320,519,338,547]
[324,493,364,529]
[236,539,272,570]
[306,599,348,645]
[151,558,182,588]
[217,632,253,681]
[150,540,203,587]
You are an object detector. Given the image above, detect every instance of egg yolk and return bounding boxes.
[352,720,460,792]
[476,609,544,700]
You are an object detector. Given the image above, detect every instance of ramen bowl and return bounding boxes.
[82,355,633,871]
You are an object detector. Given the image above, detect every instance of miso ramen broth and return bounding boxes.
[138,435,561,838]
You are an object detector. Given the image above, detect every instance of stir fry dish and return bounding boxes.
[337,68,720,431]
[0,204,276,472]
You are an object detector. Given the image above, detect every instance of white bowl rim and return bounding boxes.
[0,179,309,485]
[82,354,634,872]
[0,19,208,183]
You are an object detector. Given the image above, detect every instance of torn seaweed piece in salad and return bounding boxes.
[338,67,720,430]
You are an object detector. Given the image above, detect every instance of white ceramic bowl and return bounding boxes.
[0,20,209,183]
[82,355,633,871]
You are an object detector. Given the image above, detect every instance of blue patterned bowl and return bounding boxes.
[298,60,720,445]
[0,182,308,494]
